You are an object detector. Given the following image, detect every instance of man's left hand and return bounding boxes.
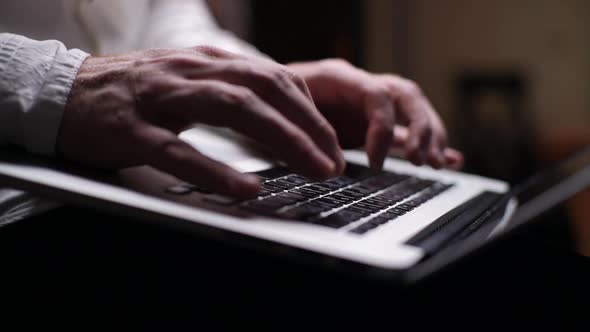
[288,59,463,170]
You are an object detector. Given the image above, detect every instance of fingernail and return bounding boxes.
[244,174,261,186]
[241,174,261,196]
[326,159,337,175]
[335,149,346,174]
[318,154,337,177]
[437,151,445,166]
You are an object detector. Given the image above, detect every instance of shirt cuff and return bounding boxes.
[0,33,90,156]
[26,48,89,155]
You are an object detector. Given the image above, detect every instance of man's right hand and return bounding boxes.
[58,46,345,198]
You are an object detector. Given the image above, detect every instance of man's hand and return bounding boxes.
[59,46,345,198]
[288,59,463,170]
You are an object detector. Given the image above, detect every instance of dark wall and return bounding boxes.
[251,0,362,65]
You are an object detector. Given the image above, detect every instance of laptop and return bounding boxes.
[0,126,588,283]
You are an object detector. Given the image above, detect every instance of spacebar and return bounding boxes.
[406,191,500,256]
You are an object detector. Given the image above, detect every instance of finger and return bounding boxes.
[391,125,409,150]
[138,125,261,198]
[363,87,395,169]
[395,84,433,166]
[158,79,337,179]
[178,59,345,174]
[391,125,463,170]
[443,148,464,170]
[423,101,447,169]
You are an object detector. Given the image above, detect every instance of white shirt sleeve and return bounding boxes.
[140,0,265,57]
[0,33,89,155]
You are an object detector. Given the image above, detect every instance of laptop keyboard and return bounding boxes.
[239,164,454,235]
[166,163,454,235]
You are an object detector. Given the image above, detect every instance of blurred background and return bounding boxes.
[209,0,590,255]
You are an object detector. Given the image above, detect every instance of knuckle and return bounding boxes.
[406,140,421,155]
[237,63,296,92]
[436,129,448,147]
[157,138,186,158]
[268,67,293,90]
[192,45,227,58]
[373,107,392,123]
[135,76,177,100]
[286,70,307,90]
[224,61,251,78]
[165,54,209,68]
[321,58,352,71]
[250,66,283,88]
[367,84,391,101]
[141,48,176,60]
[132,57,151,69]
[224,86,258,109]
[416,122,432,138]
[401,80,423,98]
[103,108,136,134]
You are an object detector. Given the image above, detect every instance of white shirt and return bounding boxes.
[0,0,261,225]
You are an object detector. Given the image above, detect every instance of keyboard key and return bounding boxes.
[338,189,365,199]
[316,182,344,190]
[203,195,239,206]
[328,176,355,186]
[302,201,332,212]
[326,195,354,205]
[275,192,308,203]
[304,184,332,195]
[290,187,319,198]
[261,182,285,193]
[347,186,374,195]
[350,227,369,234]
[315,196,344,206]
[257,188,273,197]
[395,203,413,212]
[382,208,405,218]
[350,222,379,234]
[370,215,392,225]
[254,167,290,180]
[369,195,399,205]
[165,184,193,195]
[311,199,339,210]
[363,197,389,208]
[282,175,307,186]
[361,175,401,190]
[238,165,456,236]
[274,179,299,190]
[245,199,284,211]
[279,206,320,220]
[354,201,382,211]
[348,181,453,235]
[317,211,360,228]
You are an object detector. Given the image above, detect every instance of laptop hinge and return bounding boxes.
[406,191,502,257]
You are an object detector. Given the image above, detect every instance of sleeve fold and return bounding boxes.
[0,33,89,155]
